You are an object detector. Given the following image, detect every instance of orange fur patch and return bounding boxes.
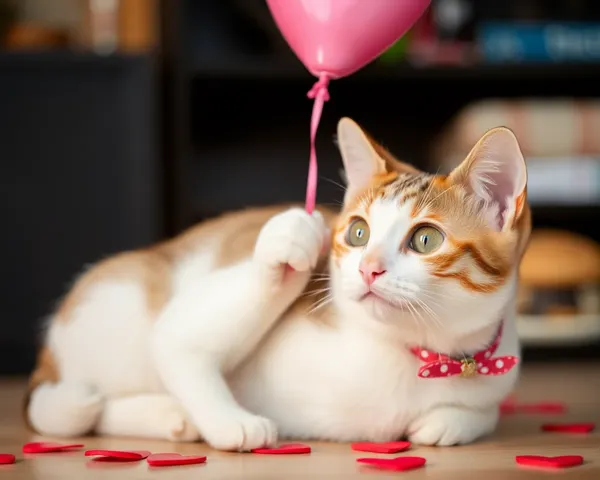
[23,346,59,430]
[57,250,172,324]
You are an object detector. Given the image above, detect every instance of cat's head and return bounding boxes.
[329,118,530,339]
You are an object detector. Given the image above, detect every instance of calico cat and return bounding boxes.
[25,118,530,451]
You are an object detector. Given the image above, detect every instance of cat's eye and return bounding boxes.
[346,217,370,247]
[409,226,444,254]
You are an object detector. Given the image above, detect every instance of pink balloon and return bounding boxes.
[266,0,431,79]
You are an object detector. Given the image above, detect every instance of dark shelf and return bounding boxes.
[191,58,600,80]
[0,50,160,374]
[0,51,151,70]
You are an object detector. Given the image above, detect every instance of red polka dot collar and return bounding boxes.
[409,322,519,379]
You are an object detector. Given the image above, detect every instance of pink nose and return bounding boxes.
[359,261,387,286]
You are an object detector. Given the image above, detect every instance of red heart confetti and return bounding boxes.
[541,423,595,434]
[85,450,151,461]
[147,453,207,467]
[22,442,84,454]
[357,456,426,472]
[0,454,16,465]
[251,443,311,454]
[500,401,566,415]
[516,455,584,469]
[351,441,411,454]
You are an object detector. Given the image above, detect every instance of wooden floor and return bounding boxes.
[1,364,599,479]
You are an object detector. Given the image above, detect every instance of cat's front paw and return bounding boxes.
[408,406,499,446]
[254,207,326,275]
[200,409,278,452]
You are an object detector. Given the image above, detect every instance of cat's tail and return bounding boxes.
[24,346,103,437]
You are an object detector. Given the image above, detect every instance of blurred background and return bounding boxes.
[0,0,598,375]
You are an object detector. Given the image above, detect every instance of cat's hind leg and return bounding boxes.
[28,381,103,437]
[96,394,200,442]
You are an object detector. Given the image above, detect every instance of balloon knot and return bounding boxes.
[307,74,330,101]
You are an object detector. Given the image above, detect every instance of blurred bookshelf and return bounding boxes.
[0,0,598,372]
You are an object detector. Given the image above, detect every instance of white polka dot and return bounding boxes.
[422,369,430,377]
[495,359,504,369]
[440,364,448,373]
[477,363,483,368]
[481,367,489,374]
[485,351,491,358]
[421,350,429,358]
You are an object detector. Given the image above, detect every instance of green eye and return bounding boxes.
[346,218,370,247]
[409,226,444,254]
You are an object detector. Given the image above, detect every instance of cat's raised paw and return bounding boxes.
[254,208,326,275]
[201,410,278,452]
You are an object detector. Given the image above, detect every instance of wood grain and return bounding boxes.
[1,363,599,479]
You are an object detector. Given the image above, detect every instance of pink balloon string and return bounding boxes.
[305,73,330,214]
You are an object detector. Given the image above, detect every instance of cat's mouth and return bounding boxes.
[360,291,412,311]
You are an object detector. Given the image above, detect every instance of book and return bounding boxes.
[477,22,600,63]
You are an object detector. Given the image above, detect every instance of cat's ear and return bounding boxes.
[449,127,527,231]
[337,117,417,193]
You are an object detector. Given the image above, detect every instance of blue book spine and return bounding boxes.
[477,22,600,63]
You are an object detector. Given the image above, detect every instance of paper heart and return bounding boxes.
[22,442,84,454]
[251,443,311,454]
[351,441,411,454]
[541,423,595,434]
[500,401,566,415]
[516,455,584,469]
[0,454,16,465]
[147,453,207,467]
[357,456,426,472]
[85,450,151,461]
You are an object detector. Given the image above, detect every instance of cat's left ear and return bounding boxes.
[449,127,527,231]
[337,117,418,196]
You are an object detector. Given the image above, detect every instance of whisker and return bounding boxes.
[417,291,444,310]
[303,287,331,297]
[306,294,334,315]
[418,183,456,215]
[414,167,441,213]
[414,297,441,328]
[321,176,347,192]
[411,299,430,328]
[420,288,455,303]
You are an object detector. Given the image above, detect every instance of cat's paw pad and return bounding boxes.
[408,407,498,446]
[201,410,278,451]
[254,208,326,273]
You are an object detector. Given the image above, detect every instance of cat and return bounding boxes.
[25,118,530,451]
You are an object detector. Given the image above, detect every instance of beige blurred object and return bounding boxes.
[434,99,600,164]
[4,23,69,48]
[520,229,600,289]
[516,229,600,346]
[72,0,159,53]
[79,0,119,53]
[12,0,159,53]
[118,0,159,52]
[17,0,81,29]
[6,0,79,47]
